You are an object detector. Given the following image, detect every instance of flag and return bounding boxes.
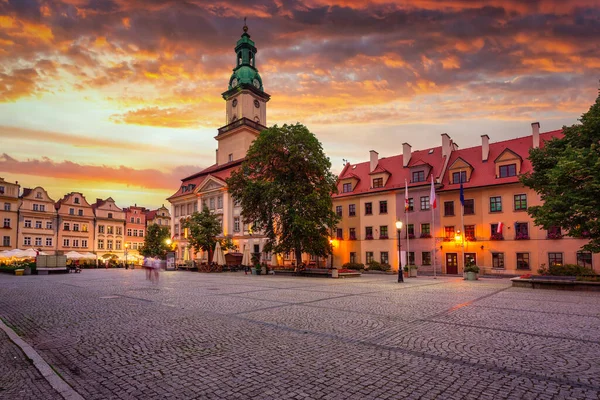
[459,173,464,206]
[429,175,437,209]
[497,222,504,233]
[404,179,409,211]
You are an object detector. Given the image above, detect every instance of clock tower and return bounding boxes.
[216,21,270,166]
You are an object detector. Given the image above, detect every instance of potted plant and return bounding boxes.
[403,265,418,277]
[464,262,480,281]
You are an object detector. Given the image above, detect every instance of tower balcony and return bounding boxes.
[218,117,267,136]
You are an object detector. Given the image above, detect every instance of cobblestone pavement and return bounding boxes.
[1,270,599,400]
[0,325,62,399]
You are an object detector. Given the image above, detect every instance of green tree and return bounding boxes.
[226,123,340,264]
[139,225,171,259]
[521,92,600,252]
[182,207,223,262]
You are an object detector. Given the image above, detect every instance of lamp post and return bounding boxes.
[396,220,404,283]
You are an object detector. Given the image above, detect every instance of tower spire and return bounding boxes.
[243,17,248,33]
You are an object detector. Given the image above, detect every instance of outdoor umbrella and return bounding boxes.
[214,242,226,266]
[183,246,190,262]
[18,248,47,258]
[241,246,251,267]
[80,252,98,260]
[65,251,84,259]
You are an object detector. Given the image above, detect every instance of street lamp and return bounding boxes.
[396,220,404,283]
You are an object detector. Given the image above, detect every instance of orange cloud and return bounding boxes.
[0,153,201,191]
[109,106,213,128]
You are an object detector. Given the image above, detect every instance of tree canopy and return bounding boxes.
[226,123,340,263]
[182,207,223,262]
[521,92,600,252]
[139,224,171,259]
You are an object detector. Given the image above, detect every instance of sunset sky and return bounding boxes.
[1,0,599,209]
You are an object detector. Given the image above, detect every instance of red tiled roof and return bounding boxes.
[368,164,390,175]
[167,159,243,200]
[440,129,563,191]
[145,209,158,220]
[334,146,446,198]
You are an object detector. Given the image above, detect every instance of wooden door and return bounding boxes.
[446,253,458,274]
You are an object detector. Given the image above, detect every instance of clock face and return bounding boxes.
[253,78,260,88]
[254,100,260,108]
[231,78,238,87]
[232,99,237,107]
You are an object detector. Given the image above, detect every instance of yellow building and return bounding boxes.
[17,187,57,253]
[92,198,126,260]
[56,192,95,254]
[438,124,599,275]
[0,177,20,250]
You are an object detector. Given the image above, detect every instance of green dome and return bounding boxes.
[229,66,263,91]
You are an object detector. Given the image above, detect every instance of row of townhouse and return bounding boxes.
[332,123,599,275]
[0,180,171,259]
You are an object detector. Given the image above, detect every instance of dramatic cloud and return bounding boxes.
[0,0,598,206]
[0,153,201,190]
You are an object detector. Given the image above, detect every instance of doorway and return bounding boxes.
[446,253,458,274]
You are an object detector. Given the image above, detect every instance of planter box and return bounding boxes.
[331,269,339,278]
[465,271,478,281]
[409,269,417,278]
[15,269,24,276]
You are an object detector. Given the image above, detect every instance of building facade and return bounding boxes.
[145,205,171,232]
[0,178,20,250]
[55,192,95,254]
[92,198,126,259]
[17,187,57,253]
[168,23,271,263]
[332,136,453,272]
[124,205,146,254]
[437,123,599,275]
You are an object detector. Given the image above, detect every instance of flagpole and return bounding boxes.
[430,175,437,279]
[460,170,465,274]
[405,179,410,268]
[432,197,436,279]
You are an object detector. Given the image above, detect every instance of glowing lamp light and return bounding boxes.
[395,221,403,230]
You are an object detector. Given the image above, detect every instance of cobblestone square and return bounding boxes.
[1,271,599,399]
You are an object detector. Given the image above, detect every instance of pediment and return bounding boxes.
[494,148,522,163]
[196,175,226,193]
[448,157,473,170]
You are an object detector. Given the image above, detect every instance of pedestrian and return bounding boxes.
[244,264,249,275]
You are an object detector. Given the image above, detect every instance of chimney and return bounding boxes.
[481,134,490,162]
[216,149,219,164]
[531,122,540,148]
[369,150,378,172]
[441,133,452,157]
[402,143,412,167]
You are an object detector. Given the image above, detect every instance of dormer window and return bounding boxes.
[372,178,383,188]
[108,213,113,219]
[452,171,467,184]
[342,183,352,193]
[499,164,517,178]
[412,171,425,182]
[74,197,80,204]
[36,192,42,199]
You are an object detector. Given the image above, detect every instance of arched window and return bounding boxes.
[249,52,254,67]
[238,52,242,65]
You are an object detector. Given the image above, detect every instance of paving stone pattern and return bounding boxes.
[0,327,62,399]
[0,270,599,399]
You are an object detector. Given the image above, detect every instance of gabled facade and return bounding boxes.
[92,197,126,258]
[17,186,57,253]
[437,123,599,275]
[145,205,171,231]
[124,205,147,254]
[56,192,94,254]
[0,177,20,250]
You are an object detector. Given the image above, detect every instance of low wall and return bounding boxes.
[511,277,600,291]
